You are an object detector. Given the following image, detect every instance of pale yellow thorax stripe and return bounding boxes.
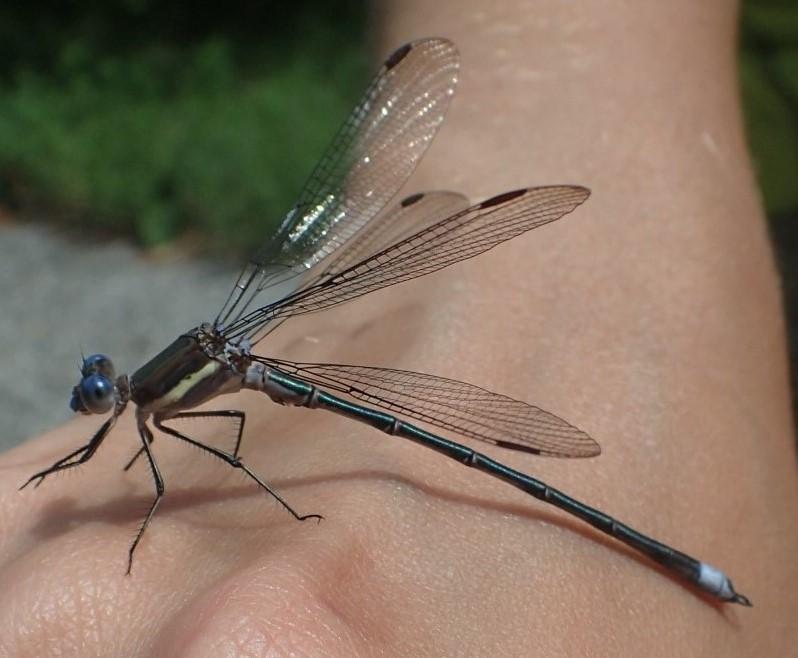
[155,360,221,409]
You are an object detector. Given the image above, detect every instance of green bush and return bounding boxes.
[0,2,367,253]
[0,1,796,256]
[741,0,798,218]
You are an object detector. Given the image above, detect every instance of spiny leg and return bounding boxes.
[167,410,247,457]
[123,410,246,472]
[122,433,153,473]
[127,420,165,574]
[20,415,118,490]
[154,418,321,523]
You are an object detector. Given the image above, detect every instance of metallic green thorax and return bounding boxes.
[130,331,240,415]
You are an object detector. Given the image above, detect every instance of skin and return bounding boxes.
[2,0,797,655]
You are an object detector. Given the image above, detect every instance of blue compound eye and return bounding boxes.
[81,354,115,379]
[77,374,115,414]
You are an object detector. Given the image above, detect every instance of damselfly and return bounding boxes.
[23,38,750,606]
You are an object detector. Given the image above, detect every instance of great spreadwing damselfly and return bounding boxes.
[22,38,750,606]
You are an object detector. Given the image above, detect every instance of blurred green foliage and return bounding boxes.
[0,1,368,253]
[0,1,795,257]
[740,1,798,415]
[741,0,798,218]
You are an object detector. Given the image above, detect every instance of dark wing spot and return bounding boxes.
[385,43,412,70]
[479,188,528,209]
[493,439,542,455]
[401,192,425,207]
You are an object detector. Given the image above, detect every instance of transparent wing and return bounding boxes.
[215,38,460,328]
[245,191,470,343]
[316,190,470,281]
[259,359,600,458]
[225,185,590,340]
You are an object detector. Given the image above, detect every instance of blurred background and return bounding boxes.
[0,0,796,449]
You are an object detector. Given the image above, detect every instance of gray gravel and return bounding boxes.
[0,223,237,452]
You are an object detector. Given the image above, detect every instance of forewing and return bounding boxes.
[225,185,590,339]
[317,190,470,279]
[244,191,471,343]
[215,39,460,328]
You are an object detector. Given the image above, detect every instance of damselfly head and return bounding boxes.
[70,354,117,414]
[80,354,115,379]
